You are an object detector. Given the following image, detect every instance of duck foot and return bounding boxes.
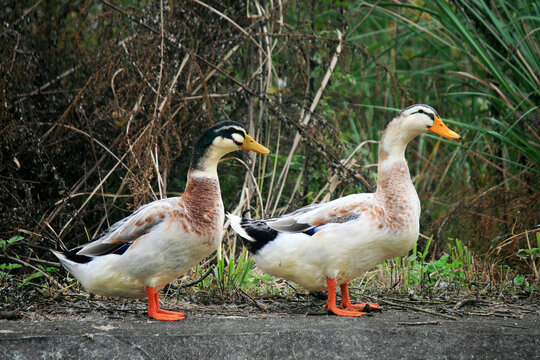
[341,302,381,312]
[146,287,186,321]
[339,283,381,312]
[324,278,366,317]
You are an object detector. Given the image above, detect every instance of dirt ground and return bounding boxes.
[1,285,539,320]
[1,291,538,359]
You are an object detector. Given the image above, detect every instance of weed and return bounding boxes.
[0,263,23,280]
[0,235,24,249]
[517,233,540,259]
[0,236,24,281]
[0,236,60,289]
[192,247,255,297]
[377,238,476,293]
[516,233,540,280]
[215,246,254,294]
[17,265,60,288]
[193,246,284,298]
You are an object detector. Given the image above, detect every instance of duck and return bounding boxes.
[53,121,269,321]
[228,105,460,317]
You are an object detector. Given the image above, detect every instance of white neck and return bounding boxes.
[378,120,413,165]
[189,163,218,178]
[191,148,231,178]
[376,118,418,195]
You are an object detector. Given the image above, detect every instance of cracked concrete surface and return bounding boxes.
[1,310,538,359]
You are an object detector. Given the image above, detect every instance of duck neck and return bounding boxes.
[376,159,413,196]
[376,121,416,199]
[183,170,222,209]
[377,119,413,165]
[190,147,224,178]
[187,143,224,197]
[375,154,420,232]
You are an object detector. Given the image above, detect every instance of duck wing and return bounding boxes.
[228,194,375,254]
[75,199,177,257]
[267,193,375,234]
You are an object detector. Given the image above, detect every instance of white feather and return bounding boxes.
[227,213,255,241]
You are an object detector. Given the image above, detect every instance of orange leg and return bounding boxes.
[324,278,365,317]
[146,287,185,321]
[339,283,381,312]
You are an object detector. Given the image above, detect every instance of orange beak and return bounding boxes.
[429,115,461,139]
[240,134,270,154]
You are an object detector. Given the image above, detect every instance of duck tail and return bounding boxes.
[51,247,92,280]
[227,213,255,242]
[51,249,78,276]
[227,213,279,254]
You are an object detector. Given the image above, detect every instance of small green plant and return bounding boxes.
[0,263,23,280]
[517,247,540,260]
[17,265,60,288]
[194,246,278,296]
[0,235,60,288]
[423,254,466,283]
[18,271,44,288]
[402,236,433,288]
[448,238,472,273]
[0,236,25,281]
[512,275,526,286]
[214,246,254,294]
[516,233,540,280]
[0,235,24,249]
[381,237,473,291]
[244,271,275,294]
[516,233,540,260]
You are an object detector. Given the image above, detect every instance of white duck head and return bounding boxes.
[379,104,460,163]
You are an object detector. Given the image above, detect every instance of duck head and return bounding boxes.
[191,121,270,175]
[398,104,460,141]
[379,105,460,163]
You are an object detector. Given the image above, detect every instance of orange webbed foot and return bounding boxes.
[339,283,381,313]
[324,302,366,317]
[148,311,186,321]
[146,287,186,321]
[324,278,367,317]
[340,302,381,312]
[155,308,186,317]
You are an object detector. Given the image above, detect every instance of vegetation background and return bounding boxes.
[0,0,538,309]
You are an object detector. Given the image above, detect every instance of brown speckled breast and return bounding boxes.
[374,161,418,231]
[178,175,223,237]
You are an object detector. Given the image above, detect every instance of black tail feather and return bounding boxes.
[239,218,278,254]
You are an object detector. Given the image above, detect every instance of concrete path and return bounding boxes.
[1,311,538,359]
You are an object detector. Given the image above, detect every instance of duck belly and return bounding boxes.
[253,223,418,291]
[71,227,221,298]
[253,233,328,291]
